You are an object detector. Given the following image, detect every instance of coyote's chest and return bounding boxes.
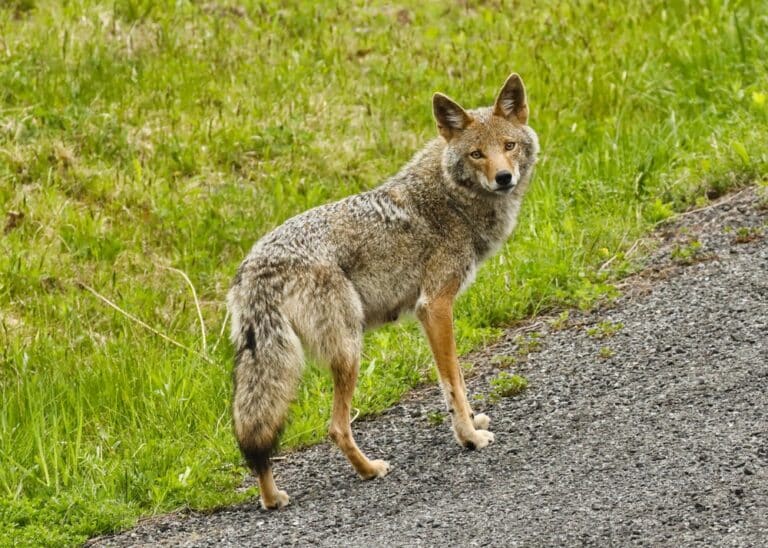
[469,198,522,263]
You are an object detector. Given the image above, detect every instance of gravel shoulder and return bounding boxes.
[94,187,768,547]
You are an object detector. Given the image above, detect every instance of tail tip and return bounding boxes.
[241,443,274,474]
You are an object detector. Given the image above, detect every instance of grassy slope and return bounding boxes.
[1,0,767,544]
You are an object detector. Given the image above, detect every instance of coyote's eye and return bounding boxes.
[505,142,517,151]
[469,150,483,159]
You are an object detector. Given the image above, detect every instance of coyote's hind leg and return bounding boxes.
[257,468,290,510]
[290,266,391,480]
[329,353,391,479]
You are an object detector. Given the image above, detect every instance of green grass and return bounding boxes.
[488,372,528,403]
[586,320,624,339]
[1,0,767,544]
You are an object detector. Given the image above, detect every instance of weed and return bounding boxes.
[670,240,704,265]
[732,226,763,244]
[757,180,768,210]
[597,347,616,359]
[426,411,445,427]
[491,355,517,369]
[513,333,543,358]
[645,198,675,223]
[488,372,529,403]
[586,321,624,339]
[549,310,571,331]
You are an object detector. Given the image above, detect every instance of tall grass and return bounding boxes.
[1,0,767,544]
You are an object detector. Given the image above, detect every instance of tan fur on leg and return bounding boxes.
[456,360,492,430]
[418,282,494,450]
[329,359,391,479]
[257,467,290,510]
[473,413,491,430]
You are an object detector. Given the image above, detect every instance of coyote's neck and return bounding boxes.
[453,186,525,263]
[389,138,528,263]
[437,147,528,263]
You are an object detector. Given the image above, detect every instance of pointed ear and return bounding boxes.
[493,73,529,124]
[433,93,473,141]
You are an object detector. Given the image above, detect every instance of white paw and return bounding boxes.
[473,413,491,430]
[261,489,290,510]
[361,459,391,480]
[458,428,495,450]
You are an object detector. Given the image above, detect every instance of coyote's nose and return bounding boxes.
[495,170,513,187]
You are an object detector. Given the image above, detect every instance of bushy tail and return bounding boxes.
[229,297,303,474]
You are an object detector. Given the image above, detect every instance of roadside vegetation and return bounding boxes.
[1,0,767,544]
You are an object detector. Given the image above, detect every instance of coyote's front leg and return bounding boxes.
[417,284,494,449]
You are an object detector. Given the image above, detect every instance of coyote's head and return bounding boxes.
[433,73,539,196]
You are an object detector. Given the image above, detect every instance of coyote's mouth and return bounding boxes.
[494,184,516,194]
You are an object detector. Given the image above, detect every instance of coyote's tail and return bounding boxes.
[228,291,303,474]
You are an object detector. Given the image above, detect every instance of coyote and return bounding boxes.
[228,73,539,509]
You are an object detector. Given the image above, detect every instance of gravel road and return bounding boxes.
[95,187,768,547]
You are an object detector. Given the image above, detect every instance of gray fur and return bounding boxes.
[227,74,539,503]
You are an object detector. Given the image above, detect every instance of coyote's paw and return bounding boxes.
[260,489,290,510]
[360,459,391,480]
[473,413,491,430]
[457,428,495,450]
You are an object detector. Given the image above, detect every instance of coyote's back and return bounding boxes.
[228,73,539,509]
